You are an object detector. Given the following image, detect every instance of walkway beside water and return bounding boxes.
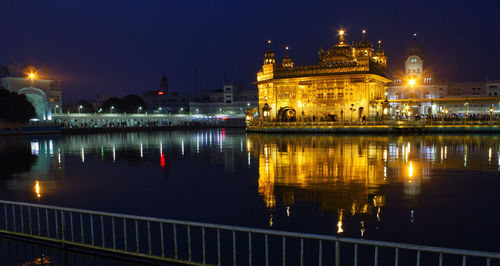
[247,121,500,133]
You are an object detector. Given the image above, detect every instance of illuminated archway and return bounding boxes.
[277,107,296,122]
[18,87,50,120]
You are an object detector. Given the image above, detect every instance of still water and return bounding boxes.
[0,130,499,253]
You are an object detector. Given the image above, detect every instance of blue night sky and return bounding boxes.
[1,0,499,101]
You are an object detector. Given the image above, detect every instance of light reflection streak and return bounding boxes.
[181,139,185,156]
[81,145,85,163]
[34,181,41,198]
[112,144,116,162]
[337,209,344,234]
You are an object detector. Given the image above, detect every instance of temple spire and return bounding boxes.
[338,29,346,45]
[282,46,294,68]
[263,40,275,65]
[362,30,366,42]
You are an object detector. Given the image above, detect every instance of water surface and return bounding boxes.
[0,130,499,252]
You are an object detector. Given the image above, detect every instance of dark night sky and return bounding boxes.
[1,0,499,101]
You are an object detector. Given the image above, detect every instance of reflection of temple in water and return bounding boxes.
[247,134,500,231]
[247,134,389,217]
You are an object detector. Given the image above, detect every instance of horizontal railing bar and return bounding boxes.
[1,199,500,260]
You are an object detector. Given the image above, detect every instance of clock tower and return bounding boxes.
[405,34,424,77]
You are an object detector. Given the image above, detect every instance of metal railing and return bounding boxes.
[0,199,499,265]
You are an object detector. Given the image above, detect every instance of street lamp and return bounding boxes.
[138,106,142,114]
[158,107,162,114]
[79,105,83,114]
[110,106,115,113]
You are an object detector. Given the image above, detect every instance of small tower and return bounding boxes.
[160,73,169,92]
[356,29,373,57]
[337,29,347,46]
[263,40,275,65]
[405,33,424,77]
[281,46,294,68]
[374,40,387,67]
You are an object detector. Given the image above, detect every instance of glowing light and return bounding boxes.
[28,73,36,79]
[408,78,416,86]
[158,91,164,95]
[35,181,41,198]
[337,209,344,234]
[339,30,345,36]
[160,153,166,167]
[408,161,414,178]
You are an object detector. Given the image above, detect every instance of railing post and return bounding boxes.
[160,222,165,257]
[335,240,340,266]
[80,213,84,244]
[147,221,152,256]
[374,246,379,266]
[70,212,74,242]
[20,206,24,233]
[90,214,94,246]
[318,240,322,266]
[45,209,49,237]
[123,218,128,251]
[28,206,32,235]
[438,253,443,266]
[395,248,399,266]
[61,210,65,242]
[217,229,221,266]
[101,215,105,247]
[416,250,420,266]
[282,236,286,266]
[300,238,304,266]
[248,232,252,266]
[202,227,206,264]
[462,255,466,266]
[4,204,7,230]
[55,210,59,239]
[188,225,192,262]
[11,205,16,232]
[232,230,236,266]
[265,234,269,266]
[173,224,178,259]
[112,217,116,249]
[135,219,139,253]
[36,208,41,236]
[354,243,358,266]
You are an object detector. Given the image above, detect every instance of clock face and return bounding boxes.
[410,57,418,64]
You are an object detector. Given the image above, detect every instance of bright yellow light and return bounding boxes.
[408,78,416,86]
[362,30,366,34]
[29,73,36,79]
[35,181,41,198]
[337,209,344,234]
[408,161,414,178]
[339,30,345,36]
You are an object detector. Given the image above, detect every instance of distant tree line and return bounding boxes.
[0,86,36,123]
[101,95,147,113]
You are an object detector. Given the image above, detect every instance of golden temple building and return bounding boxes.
[256,30,391,122]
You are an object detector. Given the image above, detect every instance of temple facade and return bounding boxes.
[256,30,391,122]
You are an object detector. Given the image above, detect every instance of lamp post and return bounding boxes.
[158,107,162,114]
[78,105,83,114]
[110,106,115,113]
[138,106,142,114]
